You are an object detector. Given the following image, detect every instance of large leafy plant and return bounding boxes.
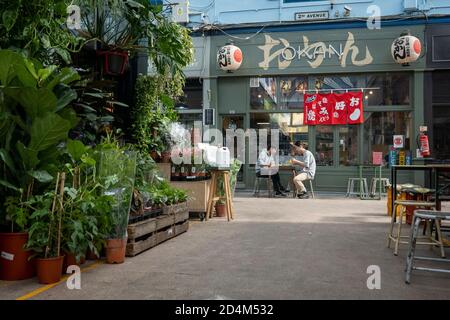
[75,0,193,77]
[0,49,80,231]
[132,74,180,155]
[0,0,84,64]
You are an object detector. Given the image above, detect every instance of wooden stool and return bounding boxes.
[206,170,234,221]
[387,200,437,256]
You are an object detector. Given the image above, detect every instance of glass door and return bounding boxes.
[221,115,245,186]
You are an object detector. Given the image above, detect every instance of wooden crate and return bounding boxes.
[163,201,188,215]
[126,202,190,257]
[169,180,211,213]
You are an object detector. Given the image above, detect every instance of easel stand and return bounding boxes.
[206,170,234,221]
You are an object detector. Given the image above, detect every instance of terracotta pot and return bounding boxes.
[63,252,86,271]
[150,150,159,161]
[161,151,171,163]
[36,256,64,284]
[215,203,226,217]
[106,238,127,264]
[0,232,35,280]
[86,249,99,260]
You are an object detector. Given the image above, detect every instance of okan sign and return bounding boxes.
[258,32,373,70]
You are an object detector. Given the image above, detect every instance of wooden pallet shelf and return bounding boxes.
[126,202,189,257]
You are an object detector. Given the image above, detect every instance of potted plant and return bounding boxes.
[0,197,35,280]
[215,200,227,218]
[96,135,136,264]
[25,174,66,284]
[0,50,80,280]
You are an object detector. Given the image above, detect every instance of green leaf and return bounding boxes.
[3,87,57,120]
[0,50,23,86]
[109,101,129,108]
[81,155,96,166]
[58,108,79,128]
[0,179,19,191]
[30,209,49,219]
[29,113,71,152]
[55,86,77,111]
[37,65,57,84]
[27,170,53,183]
[16,141,39,169]
[46,67,80,90]
[0,148,16,174]
[67,139,87,162]
[2,9,19,31]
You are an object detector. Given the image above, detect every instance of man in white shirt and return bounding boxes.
[256,145,287,197]
[291,141,316,199]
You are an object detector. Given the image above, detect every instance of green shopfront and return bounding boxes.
[208,24,426,192]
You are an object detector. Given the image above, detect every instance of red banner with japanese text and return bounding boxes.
[346,91,364,124]
[303,93,319,125]
[331,93,347,125]
[303,92,364,125]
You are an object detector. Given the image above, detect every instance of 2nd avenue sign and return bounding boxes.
[295,11,329,21]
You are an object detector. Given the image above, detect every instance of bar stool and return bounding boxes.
[387,200,437,256]
[405,210,450,284]
[290,170,315,199]
[253,175,273,198]
[370,178,390,197]
[346,178,369,198]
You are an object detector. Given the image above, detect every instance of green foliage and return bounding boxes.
[70,86,129,146]
[132,74,180,155]
[96,134,136,239]
[0,0,84,64]
[75,0,193,77]
[0,49,80,230]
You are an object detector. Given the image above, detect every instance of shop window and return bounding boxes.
[363,112,412,165]
[176,113,203,132]
[250,113,308,162]
[316,126,334,166]
[175,78,203,110]
[250,77,278,110]
[279,77,308,110]
[312,75,360,91]
[366,73,410,106]
[339,126,359,166]
[433,105,450,160]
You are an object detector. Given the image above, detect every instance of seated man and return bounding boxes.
[255,145,287,197]
[291,142,316,199]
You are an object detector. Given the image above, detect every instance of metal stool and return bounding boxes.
[253,175,273,198]
[370,178,390,196]
[346,178,369,198]
[405,210,450,284]
[387,200,437,256]
[293,179,315,199]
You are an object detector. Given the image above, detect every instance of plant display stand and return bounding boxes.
[169,179,211,218]
[156,163,171,181]
[126,202,189,257]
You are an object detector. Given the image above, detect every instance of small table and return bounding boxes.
[279,165,297,197]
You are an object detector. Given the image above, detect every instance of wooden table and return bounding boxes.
[205,170,234,222]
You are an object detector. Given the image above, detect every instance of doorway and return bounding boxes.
[221,115,246,187]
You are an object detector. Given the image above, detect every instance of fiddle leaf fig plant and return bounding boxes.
[0,49,80,231]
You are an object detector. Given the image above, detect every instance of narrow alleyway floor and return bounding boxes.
[2,194,450,300]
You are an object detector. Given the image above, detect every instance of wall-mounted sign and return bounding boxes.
[303,92,364,125]
[393,135,405,149]
[258,32,373,70]
[295,11,329,22]
[217,44,243,72]
[391,35,421,64]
